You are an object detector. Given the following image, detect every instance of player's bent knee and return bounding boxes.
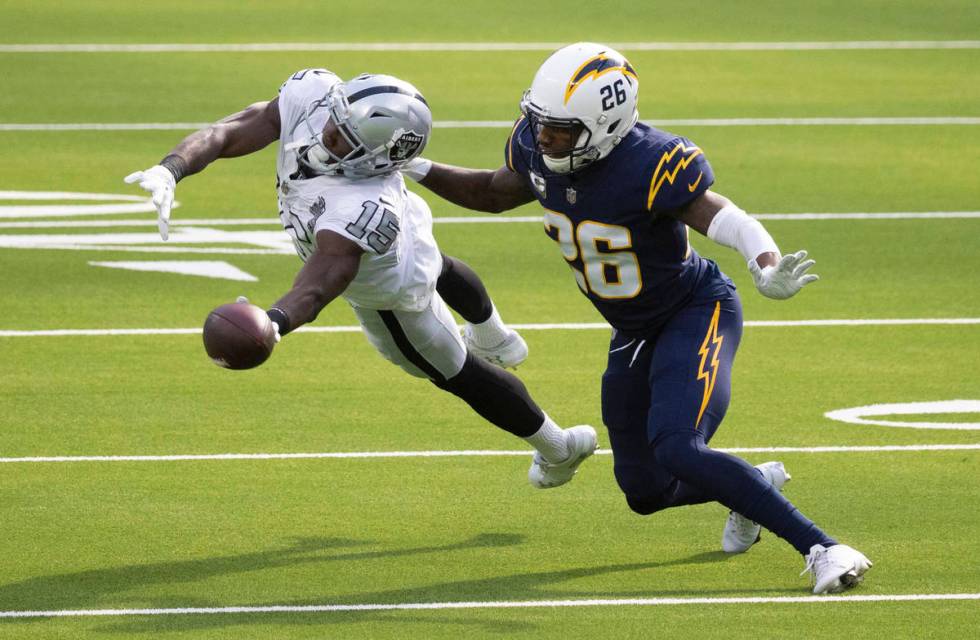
[615,466,669,515]
[433,352,516,399]
[432,352,480,392]
[624,493,670,515]
[374,347,447,380]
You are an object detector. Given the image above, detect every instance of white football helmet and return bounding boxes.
[299,73,432,178]
[520,42,639,174]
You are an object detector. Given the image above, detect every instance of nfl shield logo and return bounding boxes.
[566,187,577,204]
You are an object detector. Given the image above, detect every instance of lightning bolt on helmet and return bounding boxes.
[520,42,639,174]
[300,73,432,178]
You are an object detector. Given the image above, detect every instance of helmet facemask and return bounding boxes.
[296,98,366,177]
[520,90,600,174]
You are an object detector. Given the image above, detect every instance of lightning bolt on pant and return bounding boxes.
[601,293,742,448]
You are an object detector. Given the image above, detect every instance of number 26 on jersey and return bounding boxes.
[544,211,642,300]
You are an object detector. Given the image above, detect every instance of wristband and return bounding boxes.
[159,154,189,183]
[266,307,292,335]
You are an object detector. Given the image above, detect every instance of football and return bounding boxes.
[202,302,277,370]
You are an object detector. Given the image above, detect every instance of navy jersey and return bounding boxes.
[506,119,733,336]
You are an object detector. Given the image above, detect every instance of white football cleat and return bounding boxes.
[528,425,597,489]
[802,543,873,594]
[463,325,528,369]
[721,461,792,553]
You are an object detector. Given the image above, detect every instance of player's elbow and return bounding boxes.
[484,199,511,214]
[296,260,358,316]
[484,192,522,214]
[325,258,360,295]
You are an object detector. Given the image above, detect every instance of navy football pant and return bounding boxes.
[601,294,835,555]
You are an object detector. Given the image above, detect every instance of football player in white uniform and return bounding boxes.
[125,69,597,488]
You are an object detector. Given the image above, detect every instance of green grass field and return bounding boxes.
[1,2,979,638]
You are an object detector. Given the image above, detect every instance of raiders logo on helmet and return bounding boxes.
[389,131,425,162]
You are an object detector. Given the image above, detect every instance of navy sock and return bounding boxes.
[653,431,837,555]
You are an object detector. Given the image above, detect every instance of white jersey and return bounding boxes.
[274,68,441,311]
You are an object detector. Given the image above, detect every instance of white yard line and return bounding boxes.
[2,592,978,618]
[2,41,979,53]
[1,211,979,230]
[749,212,980,220]
[2,444,978,464]
[1,318,978,338]
[436,118,980,127]
[4,117,980,131]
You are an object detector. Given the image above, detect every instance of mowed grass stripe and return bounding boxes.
[2,444,979,464]
[5,47,978,123]
[3,592,979,619]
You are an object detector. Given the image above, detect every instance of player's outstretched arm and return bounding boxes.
[124,98,281,240]
[672,190,819,300]
[403,160,535,213]
[265,230,364,336]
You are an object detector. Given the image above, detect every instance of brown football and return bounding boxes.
[202,303,277,370]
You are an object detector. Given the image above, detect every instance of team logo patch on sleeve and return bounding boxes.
[306,196,327,234]
[646,143,704,211]
[309,196,326,218]
[389,131,425,162]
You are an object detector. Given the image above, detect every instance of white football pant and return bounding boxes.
[352,292,466,382]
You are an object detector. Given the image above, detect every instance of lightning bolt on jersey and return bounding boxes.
[275,69,441,311]
[506,120,733,336]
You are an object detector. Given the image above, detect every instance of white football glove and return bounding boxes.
[401,157,432,182]
[124,165,176,241]
[749,250,819,300]
[236,296,281,342]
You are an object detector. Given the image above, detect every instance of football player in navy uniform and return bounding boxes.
[125,69,598,491]
[404,42,871,594]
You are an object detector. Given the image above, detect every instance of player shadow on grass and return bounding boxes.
[0,533,521,625]
[0,534,778,634]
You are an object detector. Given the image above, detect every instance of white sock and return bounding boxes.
[466,304,510,348]
[523,414,570,463]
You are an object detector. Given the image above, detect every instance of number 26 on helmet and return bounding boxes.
[520,42,639,174]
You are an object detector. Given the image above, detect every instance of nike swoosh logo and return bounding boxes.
[688,172,703,192]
